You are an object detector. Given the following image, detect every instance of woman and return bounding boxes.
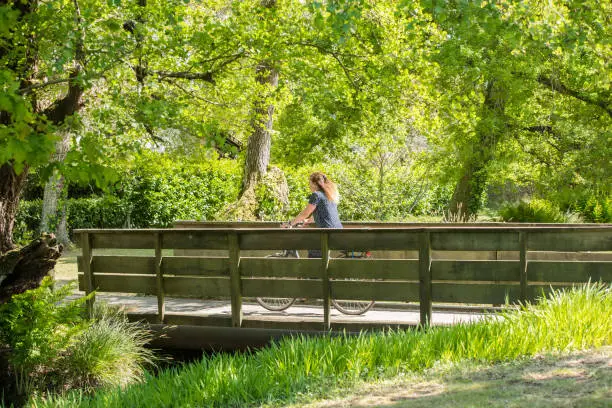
[284,172,343,257]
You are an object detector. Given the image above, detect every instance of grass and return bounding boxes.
[29,283,611,408]
[285,347,611,407]
[60,304,156,392]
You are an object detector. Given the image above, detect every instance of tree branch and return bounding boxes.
[537,74,611,118]
[159,78,229,107]
[148,69,215,83]
[41,0,86,124]
[18,78,73,94]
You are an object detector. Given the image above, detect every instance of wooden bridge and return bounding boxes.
[74,223,612,349]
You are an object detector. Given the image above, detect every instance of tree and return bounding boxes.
[420,0,611,219]
[0,0,124,300]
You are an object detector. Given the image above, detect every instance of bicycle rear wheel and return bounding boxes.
[256,253,298,311]
[331,251,375,315]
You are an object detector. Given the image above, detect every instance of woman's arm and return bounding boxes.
[286,204,316,227]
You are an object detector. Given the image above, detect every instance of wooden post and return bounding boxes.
[155,232,165,323]
[321,232,331,331]
[229,232,242,327]
[419,231,432,327]
[519,231,528,303]
[82,232,95,319]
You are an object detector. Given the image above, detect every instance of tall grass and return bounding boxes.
[33,284,611,408]
[59,305,156,392]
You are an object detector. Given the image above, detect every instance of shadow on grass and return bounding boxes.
[292,348,612,408]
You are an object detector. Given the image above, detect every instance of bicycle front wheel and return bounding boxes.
[331,299,375,315]
[331,251,375,315]
[256,253,298,311]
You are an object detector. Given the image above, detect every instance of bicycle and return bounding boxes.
[255,223,375,315]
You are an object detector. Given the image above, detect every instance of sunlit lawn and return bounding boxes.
[282,347,612,408]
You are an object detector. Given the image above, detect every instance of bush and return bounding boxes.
[105,152,242,228]
[14,153,243,242]
[0,279,87,399]
[0,278,154,403]
[13,199,43,245]
[499,199,567,223]
[581,195,612,223]
[278,163,451,222]
[14,197,128,244]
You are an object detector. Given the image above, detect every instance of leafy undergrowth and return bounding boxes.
[32,284,611,408]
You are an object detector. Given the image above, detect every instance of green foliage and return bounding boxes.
[12,199,43,246]
[13,197,127,244]
[14,152,243,241]
[36,283,611,407]
[280,163,451,222]
[0,279,154,402]
[60,305,154,392]
[581,196,612,223]
[122,152,242,227]
[499,199,569,223]
[0,278,88,396]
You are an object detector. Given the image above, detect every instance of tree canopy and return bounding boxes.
[1,0,610,248]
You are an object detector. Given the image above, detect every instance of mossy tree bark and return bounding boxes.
[448,79,507,221]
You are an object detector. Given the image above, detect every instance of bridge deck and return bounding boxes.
[84,293,493,349]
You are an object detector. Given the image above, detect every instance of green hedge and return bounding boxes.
[14,153,242,243]
[14,153,453,244]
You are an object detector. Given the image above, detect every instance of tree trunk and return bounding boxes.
[242,61,279,193]
[0,234,62,304]
[40,133,71,246]
[448,80,506,221]
[0,164,30,254]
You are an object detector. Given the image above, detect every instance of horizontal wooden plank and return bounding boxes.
[77,256,155,274]
[162,257,229,276]
[239,231,321,250]
[78,274,157,294]
[175,221,612,229]
[431,231,520,251]
[91,232,156,249]
[526,284,582,300]
[162,231,229,250]
[77,274,230,297]
[240,257,321,278]
[527,231,612,252]
[431,261,520,282]
[528,261,612,283]
[163,276,231,297]
[432,283,521,304]
[328,230,421,250]
[328,259,419,280]
[242,278,322,298]
[77,255,231,277]
[330,281,420,302]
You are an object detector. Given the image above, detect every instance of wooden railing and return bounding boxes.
[75,225,612,329]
